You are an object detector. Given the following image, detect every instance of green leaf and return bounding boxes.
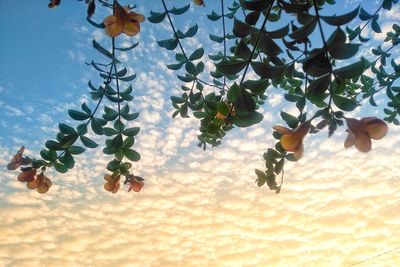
[251,61,285,79]
[119,73,136,82]
[255,169,268,187]
[92,39,114,60]
[242,0,273,11]
[232,111,263,127]
[256,33,282,57]
[124,149,141,161]
[86,17,105,29]
[216,59,247,75]
[235,88,256,117]
[59,151,75,169]
[40,149,57,161]
[307,75,331,94]
[110,134,123,151]
[148,11,166,23]
[227,83,241,103]
[103,127,118,136]
[234,40,252,60]
[123,136,135,149]
[242,79,269,94]
[45,140,62,151]
[115,42,139,51]
[209,34,224,43]
[81,102,92,115]
[91,118,104,135]
[189,47,204,61]
[122,112,139,121]
[80,136,98,148]
[59,135,78,149]
[68,145,86,155]
[359,7,373,21]
[169,4,190,15]
[68,110,90,121]
[158,38,178,50]
[182,24,198,38]
[280,111,298,127]
[106,160,120,172]
[123,127,140,137]
[332,95,358,111]
[167,62,185,70]
[54,162,68,173]
[103,106,119,121]
[321,6,360,26]
[329,43,360,60]
[59,123,77,135]
[371,16,382,33]
[275,158,284,175]
[233,18,254,37]
[289,19,317,40]
[334,60,365,79]
[207,10,222,21]
[185,61,197,75]
[266,24,290,39]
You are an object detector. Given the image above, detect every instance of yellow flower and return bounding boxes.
[272,120,311,160]
[344,117,388,152]
[103,2,145,37]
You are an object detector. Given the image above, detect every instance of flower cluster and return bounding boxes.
[8,147,52,194]
[103,173,144,193]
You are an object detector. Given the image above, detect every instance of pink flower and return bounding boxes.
[7,146,31,170]
[344,117,388,152]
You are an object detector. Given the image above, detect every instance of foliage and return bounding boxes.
[7,0,400,194]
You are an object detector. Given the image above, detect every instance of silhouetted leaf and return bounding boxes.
[321,6,360,26]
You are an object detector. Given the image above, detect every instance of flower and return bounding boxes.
[103,174,121,194]
[193,0,205,6]
[17,167,36,183]
[344,117,388,152]
[7,146,31,170]
[126,174,144,192]
[48,0,61,8]
[103,2,145,37]
[272,120,311,160]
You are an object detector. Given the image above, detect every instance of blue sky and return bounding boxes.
[1,0,400,266]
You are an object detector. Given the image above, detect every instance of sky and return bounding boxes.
[0,0,400,266]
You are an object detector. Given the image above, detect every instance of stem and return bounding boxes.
[53,62,113,162]
[112,37,123,136]
[221,0,227,91]
[374,44,397,63]
[225,1,274,120]
[239,2,274,86]
[313,1,334,112]
[161,0,189,60]
[350,4,383,44]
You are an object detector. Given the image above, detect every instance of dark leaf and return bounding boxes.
[321,5,360,26]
